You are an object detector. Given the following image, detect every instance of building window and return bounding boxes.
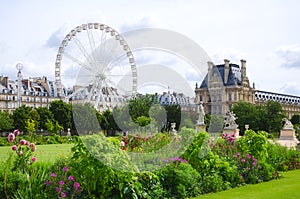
[228,93,232,101]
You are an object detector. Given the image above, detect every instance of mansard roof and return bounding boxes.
[200,63,242,88]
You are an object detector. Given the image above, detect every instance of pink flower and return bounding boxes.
[31,157,37,162]
[246,154,251,159]
[29,143,36,152]
[222,133,228,139]
[68,176,75,181]
[44,180,51,186]
[236,152,241,156]
[56,187,62,193]
[120,141,125,147]
[20,139,27,145]
[59,180,65,186]
[62,166,69,172]
[240,158,246,163]
[74,182,80,191]
[60,192,67,198]
[8,133,15,143]
[12,145,17,151]
[13,129,20,136]
[50,173,57,177]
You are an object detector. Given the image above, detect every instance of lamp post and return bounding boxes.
[16,63,23,108]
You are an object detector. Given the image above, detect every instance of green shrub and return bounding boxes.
[156,161,201,198]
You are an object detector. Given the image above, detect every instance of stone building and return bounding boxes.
[157,88,196,111]
[195,59,300,118]
[0,75,60,113]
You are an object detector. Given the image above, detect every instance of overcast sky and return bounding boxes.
[0,0,300,96]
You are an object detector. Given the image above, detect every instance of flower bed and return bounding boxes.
[1,128,300,198]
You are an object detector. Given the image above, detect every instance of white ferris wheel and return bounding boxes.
[54,23,137,111]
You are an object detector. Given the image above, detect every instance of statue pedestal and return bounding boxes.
[196,123,206,132]
[223,128,240,137]
[278,128,299,148]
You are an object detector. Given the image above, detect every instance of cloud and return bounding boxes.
[45,24,71,49]
[119,16,156,33]
[279,81,300,96]
[212,48,247,64]
[275,44,300,69]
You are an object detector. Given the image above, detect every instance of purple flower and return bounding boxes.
[56,187,62,193]
[12,145,17,151]
[59,180,65,186]
[74,182,80,191]
[8,133,15,143]
[68,176,75,181]
[50,173,57,178]
[20,139,27,145]
[253,161,257,166]
[13,129,20,136]
[44,180,51,186]
[240,158,246,163]
[163,158,169,163]
[31,157,37,162]
[236,152,241,156]
[60,192,67,198]
[246,154,251,159]
[62,166,69,172]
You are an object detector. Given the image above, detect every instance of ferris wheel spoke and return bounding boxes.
[105,78,128,95]
[72,36,95,67]
[86,28,97,62]
[63,52,96,75]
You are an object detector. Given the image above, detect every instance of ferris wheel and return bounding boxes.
[54,23,137,111]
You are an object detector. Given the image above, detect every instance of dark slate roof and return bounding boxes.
[200,64,242,88]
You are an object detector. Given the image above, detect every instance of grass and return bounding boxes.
[0,144,73,163]
[193,169,300,199]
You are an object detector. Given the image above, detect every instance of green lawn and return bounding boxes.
[0,144,73,163]
[193,169,300,199]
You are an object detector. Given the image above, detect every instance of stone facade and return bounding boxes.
[195,59,300,117]
[0,76,60,113]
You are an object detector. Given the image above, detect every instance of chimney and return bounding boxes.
[241,59,246,80]
[224,59,230,84]
[207,61,213,72]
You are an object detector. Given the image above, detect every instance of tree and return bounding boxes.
[129,94,158,121]
[264,101,286,133]
[231,101,286,135]
[72,103,100,134]
[0,111,13,131]
[164,105,181,130]
[12,105,35,132]
[49,100,72,131]
[36,107,54,131]
[100,109,120,136]
[231,101,260,134]
[291,114,300,125]
[45,119,63,135]
[25,119,36,136]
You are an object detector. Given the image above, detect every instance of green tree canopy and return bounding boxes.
[12,105,38,132]
[231,101,286,135]
[0,111,13,131]
[36,107,54,131]
[291,114,300,125]
[49,100,72,131]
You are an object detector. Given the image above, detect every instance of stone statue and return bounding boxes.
[197,102,205,125]
[224,111,238,129]
[282,118,294,130]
